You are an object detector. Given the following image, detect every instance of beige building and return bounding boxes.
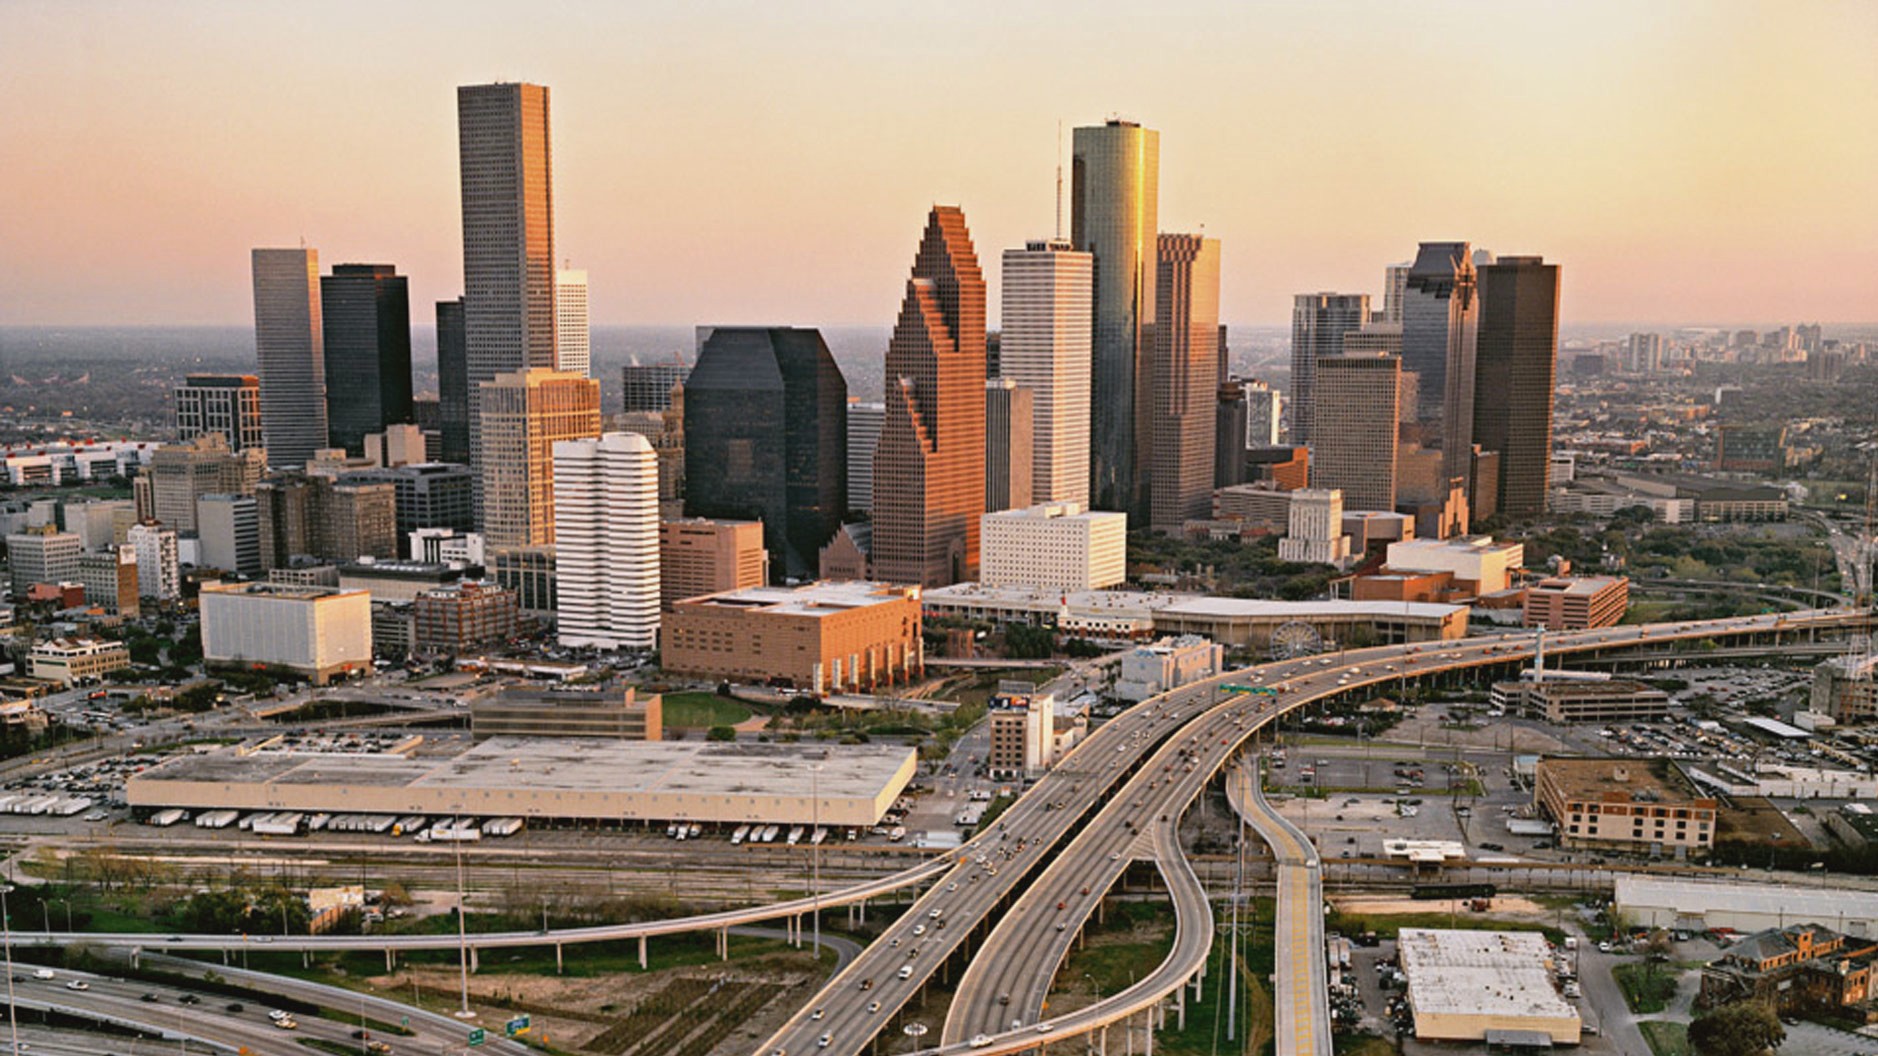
[78,545,140,615]
[986,681,1055,779]
[28,637,131,686]
[476,369,601,548]
[1398,928,1579,1044]
[984,379,1034,513]
[1535,757,1717,856]
[660,518,768,610]
[1385,536,1525,595]
[199,581,372,685]
[1212,483,1293,534]
[663,581,923,695]
[1277,488,1352,567]
[471,686,661,741]
[979,502,1127,592]
[1310,353,1400,513]
[1524,575,1629,630]
[1114,635,1223,703]
[144,434,266,533]
[1490,677,1671,724]
[5,527,82,594]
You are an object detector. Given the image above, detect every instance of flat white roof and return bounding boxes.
[1742,715,1810,739]
[1399,928,1576,1022]
[1159,597,1465,620]
[1615,876,1878,920]
[686,581,915,618]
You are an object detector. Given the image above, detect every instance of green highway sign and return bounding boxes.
[467,1027,486,1047]
[1222,685,1278,695]
[505,1014,531,1037]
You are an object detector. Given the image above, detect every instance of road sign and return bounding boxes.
[467,1027,486,1047]
[505,1014,531,1037]
[1223,685,1278,696]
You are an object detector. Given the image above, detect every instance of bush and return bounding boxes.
[706,725,737,742]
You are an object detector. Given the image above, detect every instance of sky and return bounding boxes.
[3,1,1875,329]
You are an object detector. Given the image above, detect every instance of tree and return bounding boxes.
[706,725,737,742]
[1688,1001,1784,1056]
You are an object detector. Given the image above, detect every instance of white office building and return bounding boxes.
[127,522,180,601]
[979,502,1127,592]
[1000,240,1093,506]
[1243,380,1282,447]
[553,432,660,650]
[555,268,590,378]
[1277,488,1352,567]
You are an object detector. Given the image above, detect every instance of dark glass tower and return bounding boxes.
[1401,242,1480,492]
[684,327,848,580]
[320,264,413,456]
[436,299,470,464]
[1472,256,1560,518]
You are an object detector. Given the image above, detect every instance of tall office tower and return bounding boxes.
[1382,262,1412,324]
[1214,381,1248,489]
[320,264,414,456]
[1311,354,1401,512]
[846,402,885,514]
[1147,234,1220,535]
[684,327,847,579]
[555,269,589,377]
[1344,322,1404,356]
[251,248,329,470]
[1287,293,1371,446]
[475,369,601,548]
[985,332,1001,380]
[458,82,557,523]
[621,362,689,413]
[1400,242,1480,490]
[2,527,81,593]
[984,379,1034,513]
[1072,119,1159,521]
[174,374,265,453]
[146,434,267,533]
[436,299,470,464]
[1472,256,1560,518]
[253,476,315,571]
[873,206,987,587]
[342,463,476,545]
[1625,332,1663,373]
[127,522,180,601]
[1243,380,1282,447]
[999,239,1093,506]
[195,493,262,577]
[552,433,659,650]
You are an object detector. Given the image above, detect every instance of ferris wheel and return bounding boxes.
[1267,620,1324,660]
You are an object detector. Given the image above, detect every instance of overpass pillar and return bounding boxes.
[555,943,563,974]
[719,927,730,961]
[1175,979,1186,1030]
[1143,1009,1153,1056]
[638,935,647,970]
[469,946,478,973]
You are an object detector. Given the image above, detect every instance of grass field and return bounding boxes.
[660,692,753,728]
[1640,1019,1691,1056]
[1614,962,1679,1014]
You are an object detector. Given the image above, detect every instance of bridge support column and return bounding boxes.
[638,935,647,970]
[1176,981,1185,1030]
[719,927,730,961]
[1098,1025,1106,1056]
[1144,1009,1153,1056]
[221,949,229,966]
[302,950,310,969]
[555,943,563,974]
[469,946,478,973]
[385,949,394,972]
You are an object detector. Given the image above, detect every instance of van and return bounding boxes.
[33,969,54,980]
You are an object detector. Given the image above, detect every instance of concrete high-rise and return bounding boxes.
[475,369,601,549]
[553,433,660,650]
[999,239,1093,506]
[458,82,557,523]
[846,401,885,514]
[1312,354,1401,512]
[684,327,847,580]
[1473,256,1560,518]
[321,264,413,456]
[873,206,987,588]
[195,494,261,577]
[436,299,470,464]
[1382,262,1412,324]
[146,434,266,533]
[1400,242,1480,491]
[984,379,1034,513]
[174,375,265,453]
[1148,234,1220,535]
[1288,293,1370,446]
[251,248,328,470]
[1072,120,1159,521]
[556,269,589,377]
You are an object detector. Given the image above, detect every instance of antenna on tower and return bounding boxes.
[1054,120,1064,241]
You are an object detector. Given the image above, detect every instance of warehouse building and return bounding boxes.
[1397,928,1579,1044]
[125,737,915,829]
[1615,876,1878,938]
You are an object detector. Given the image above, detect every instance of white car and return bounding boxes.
[64,980,88,991]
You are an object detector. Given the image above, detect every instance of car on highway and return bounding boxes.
[970,1035,992,1048]
[810,1008,824,1020]
[64,979,88,991]
[866,1001,881,1014]
[818,1034,832,1048]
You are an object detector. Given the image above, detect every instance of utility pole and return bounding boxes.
[1,886,18,1056]
[452,808,474,1020]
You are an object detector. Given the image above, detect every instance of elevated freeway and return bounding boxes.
[1227,760,1330,1056]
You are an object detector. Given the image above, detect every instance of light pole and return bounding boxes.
[451,809,474,1019]
[810,762,823,960]
[0,885,17,1056]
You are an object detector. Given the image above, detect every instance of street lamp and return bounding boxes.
[810,762,824,960]
[451,808,474,1020]
[1,885,19,1056]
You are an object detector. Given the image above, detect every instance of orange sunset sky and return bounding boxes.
[3,0,1874,328]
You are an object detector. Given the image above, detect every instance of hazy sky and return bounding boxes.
[4,1,1874,328]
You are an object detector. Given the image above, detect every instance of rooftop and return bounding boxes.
[200,581,363,602]
[680,581,920,618]
[1397,928,1577,1022]
[1617,876,1878,921]
[1537,757,1711,805]
[1158,596,1465,620]
[1528,576,1627,597]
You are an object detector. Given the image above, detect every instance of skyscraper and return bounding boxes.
[999,239,1093,507]
[1400,242,1480,491]
[1214,381,1248,489]
[173,374,265,453]
[553,433,660,650]
[1243,380,1282,447]
[436,299,470,464]
[873,206,987,588]
[251,247,328,470]
[1382,262,1412,324]
[1473,256,1560,518]
[984,379,1034,513]
[474,369,600,549]
[556,268,590,377]
[1288,293,1370,446]
[684,327,847,580]
[1311,354,1401,512]
[458,82,557,523]
[621,361,689,413]
[846,401,885,514]
[1148,234,1221,534]
[320,264,413,456]
[1072,120,1159,521]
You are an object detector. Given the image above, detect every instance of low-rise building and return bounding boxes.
[199,581,372,685]
[1491,677,1671,723]
[986,680,1054,779]
[1210,483,1292,534]
[336,560,467,603]
[1811,654,1878,723]
[1397,928,1579,1044]
[1382,535,1525,595]
[1700,924,1877,1015]
[470,686,662,741]
[663,581,923,695]
[1535,757,1717,857]
[28,637,131,685]
[978,503,1127,592]
[1616,876,1878,937]
[412,580,518,657]
[1114,635,1224,703]
[78,546,140,616]
[1524,575,1629,630]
